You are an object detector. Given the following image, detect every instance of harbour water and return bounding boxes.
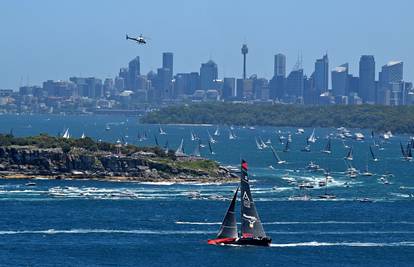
[1,115,414,266]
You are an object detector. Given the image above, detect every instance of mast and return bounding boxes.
[240,160,266,239]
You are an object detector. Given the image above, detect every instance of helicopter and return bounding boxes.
[126,34,148,45]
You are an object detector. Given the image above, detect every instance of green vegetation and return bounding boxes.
[141,103,414,134]
[0,133,167,157]
[153,156,219,175]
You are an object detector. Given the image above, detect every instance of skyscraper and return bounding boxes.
[314,54,329,95]
[285,69,304,103]
[128,56,140,90]
[331,63,349,97]
[359,55,375,103]
[378,61,403,105]
[274,54,286,77]
[241,44,248,80]
[222,77,236,99]
[162,52,174,76]
[200,60,218,91]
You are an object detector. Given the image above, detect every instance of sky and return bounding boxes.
[0,0,413,89]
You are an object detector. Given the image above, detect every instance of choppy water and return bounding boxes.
[1,114,414,266]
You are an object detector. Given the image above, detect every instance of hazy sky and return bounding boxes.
[0,0,413,89]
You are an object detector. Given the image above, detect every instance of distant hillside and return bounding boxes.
[141,103,414,134]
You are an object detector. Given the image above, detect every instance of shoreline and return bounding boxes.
[0,173,238,184]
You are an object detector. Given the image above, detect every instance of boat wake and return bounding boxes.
[0,229,215,235]
[269,241,414,247]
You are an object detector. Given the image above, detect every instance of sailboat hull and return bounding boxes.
[208,237,271,247]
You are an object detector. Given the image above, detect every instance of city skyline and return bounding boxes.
[1,0,413,89]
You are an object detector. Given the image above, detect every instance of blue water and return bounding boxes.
[1,114,414,266]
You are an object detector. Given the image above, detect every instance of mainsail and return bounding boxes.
[322,138,331,153]
[345,147,353,161]
[240,160,266,238]
[175,138,185,156]
[216,187,239,239]
[369,145,378,161]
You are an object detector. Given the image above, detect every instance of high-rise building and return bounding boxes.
[157,68,173,100]
[285,69,304,103]
[274,54,286,78]
[379,61,403,84]
[314,54,329,95]
[331,63,349,97]
[200,60,218,91]
[241,44,248,80]
[359,55,376,103]
[162,52,174,77]
[128,57,140,90]
[222,77,236,99]
[378,61,403,105]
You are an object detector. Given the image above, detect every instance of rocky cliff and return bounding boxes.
[0,145,233,183]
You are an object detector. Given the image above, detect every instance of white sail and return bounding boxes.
[214,126,220,136]
[208,131,216,144]
[81,132,86,139]
[159,126,167,135]
[229,130,235,140]
[175,138,185,156]
[255,138,263,150]
[62,128,70,139]
[308,129,316,143]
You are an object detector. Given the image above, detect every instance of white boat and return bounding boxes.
[229,129,236,140]
[175,138,186,157]
[354,132,365,141]
[213,126,220,136]
[296,128,305,135]
[81,133,86,139]
[207,131,217,144]
[62,128,70,139]
[306,161,320,171]
[308,129,317,143]
[159,126,167,135]
[270,145,286,164]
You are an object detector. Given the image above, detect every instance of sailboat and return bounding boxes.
[322,138,332,154]
[159,126,167,135]
[369,145,379,161]
[255,138,263,150]
[400,142,412,161]
[283,139,290,152]
[62,128,70,139]
[344,147,353,161]
[270,145,286,164]
[164,140,169,154]
[175,139,186,157]
[308,128,317,143]
[361,163,373,176]
[229,129,236,140]
[208,141,216,155]
[301,138,311,152]
[208,160,271,247]
[259,137,268,149]
[207,131,217,144]
[80,132,86,139]
[190,131,197,141]
[214,126,220,136]
[318,173,336,199]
